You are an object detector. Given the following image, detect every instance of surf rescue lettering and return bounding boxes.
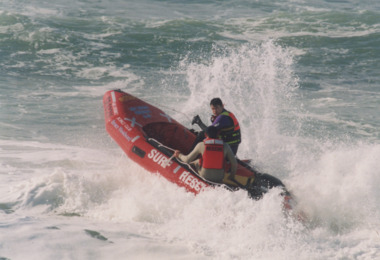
[179,171,207,192]
[148,149,173,168]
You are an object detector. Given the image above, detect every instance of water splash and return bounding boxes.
[178,41,300,174]
[171,40,380,236]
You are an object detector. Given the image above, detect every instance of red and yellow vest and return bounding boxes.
[219,110,241,145]
[201,138,225,170]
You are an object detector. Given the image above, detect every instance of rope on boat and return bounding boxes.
[152,102,193,122]
[148,138,176,152]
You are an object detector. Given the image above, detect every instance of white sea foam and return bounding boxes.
[1,0,380,259]
[176,41,299,175]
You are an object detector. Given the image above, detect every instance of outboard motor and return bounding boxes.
[247,173,288,200]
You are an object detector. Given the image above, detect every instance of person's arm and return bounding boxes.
[178,143,203,163]
[192,115,207,131]
[197,120,207,131]
[225,144,237,179]
[212,115,233,131]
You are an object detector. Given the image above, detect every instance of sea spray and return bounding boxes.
[291,142,380,232]
[176,41,299,175]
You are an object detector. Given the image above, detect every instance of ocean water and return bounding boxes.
[1,0,380,259]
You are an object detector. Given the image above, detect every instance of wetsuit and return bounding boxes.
[211,109,241,154]
[196,109,241,155]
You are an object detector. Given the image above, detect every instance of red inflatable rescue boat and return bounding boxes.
[103,89,298,212]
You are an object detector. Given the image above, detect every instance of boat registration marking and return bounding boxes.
[111,119,134,142]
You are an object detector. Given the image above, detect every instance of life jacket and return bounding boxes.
[218,110,241,145]
[201,138,225,170]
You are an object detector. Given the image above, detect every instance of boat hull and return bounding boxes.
[103,89,296,207]
[103,89,210,194]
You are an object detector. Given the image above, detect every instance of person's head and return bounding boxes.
[205,126,218,139]
[210,98,224,116]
